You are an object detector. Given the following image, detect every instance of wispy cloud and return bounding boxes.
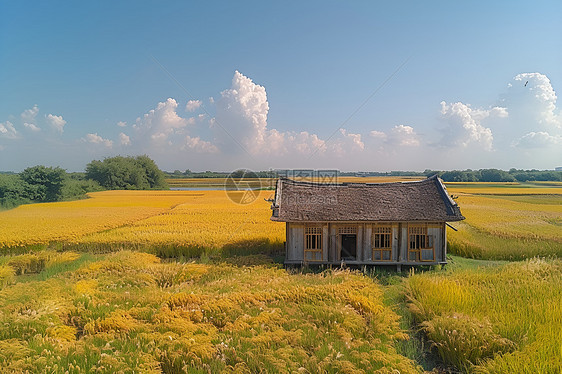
[21,105,40,131]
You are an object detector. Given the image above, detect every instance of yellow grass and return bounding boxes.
[447,185,562,195]
[0,190,284,255]
[2,181,560,261]
[166,176,423,188]
[407,257,562,373]
[0,191,198,248]
[0,179,560,372]
[0,251,420,373]
[452,194,561,241]
[167,178,267,188]
[78,190,285,252]
[446,184,562,259]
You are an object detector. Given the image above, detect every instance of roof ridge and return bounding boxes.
[279,176,432,187]
[272,175,465,222]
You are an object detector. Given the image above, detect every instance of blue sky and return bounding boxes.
[1,1,561,172]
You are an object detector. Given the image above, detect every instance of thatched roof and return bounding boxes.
[270,175,464,222]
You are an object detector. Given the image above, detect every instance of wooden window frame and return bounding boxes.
[338,226,357,235]
[408,224,435,262]
[372,226,392,261]
[304,226,323,262]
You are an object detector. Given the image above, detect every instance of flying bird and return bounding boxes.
[524,81,529,87]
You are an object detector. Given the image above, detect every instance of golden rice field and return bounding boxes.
[0,180,560,261]
[78,191,284,255]
[407,257,562,373]
[166,176,423,189]
[0,190,285,256]
[167,178,267,189]
[0,180,561,372]
[0,250,419,373]
[446,183,562,260]
[0,191,198,248]
[1,180,560,261]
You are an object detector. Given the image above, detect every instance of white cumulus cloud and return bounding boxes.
[513,131,562,148]
[117,121,127,127]
[183,135,219,153]
[23,123,41,132]
[285,131,326,155]
[369,125,420,147]
[215,70,353,158]
[510,72,561,128]
[330,129,364,155]
[0,121,18,139]
[84,133,113,147]
[134,98,189,144]
[46,114,66,133]
[498,72,562,155]
[369,130,387,139]
[490,106,509,118]
[185,100,202,112]
[438,101,501,151]
[216,70,272,155]
[21,105,40,130]
[389,125,420,146]
[119,132,131,146]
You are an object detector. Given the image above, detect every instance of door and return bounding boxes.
[341,234,357,261]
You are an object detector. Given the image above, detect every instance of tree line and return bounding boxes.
[0,156,167,209]
[2,157,560,210]
[345,169,562,182]
[165,169,278,179]
[427,168,562,182]
[168,168,562,182]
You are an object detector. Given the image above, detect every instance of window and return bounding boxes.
[338,226,357,235]
[372,226,392,261]
[408,225,435,262]
[305,227,323,261]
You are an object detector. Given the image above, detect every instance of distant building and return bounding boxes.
[556,167,562,172]
[270,175,464,268]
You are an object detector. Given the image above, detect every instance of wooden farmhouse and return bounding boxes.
[270,176,464,268]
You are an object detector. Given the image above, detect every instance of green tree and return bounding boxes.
[0,174,32,208]
[479,169,516,182]
[60,178,103,200]
[85,155,168,190]
[135,155,168,189]
[20,165,67,202]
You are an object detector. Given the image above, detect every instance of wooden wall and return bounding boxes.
[285,221,447,265]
